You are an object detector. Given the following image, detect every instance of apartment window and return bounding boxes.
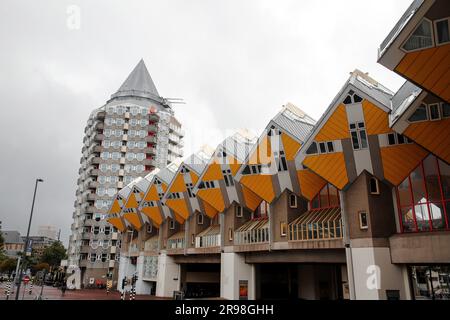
[403,19,434,52]
[197,214,204,225]
[396,154,450,233]
[387,133,412,146]
[369,177,380,195]
[310,183,340,210]
[388,133,396,145]
[319,142,327,154]
[169,220,175,230]
[429,103,441,121]
[359,212,369,230]
[306,142,318,155]
[289,194,298,208]
[278,151,288,171]
[242,164,262,175]
[93,226,100,235]
[90,254,96,263]
[101,253,108,262]
[235,205,243,218]
[343,90,363,105]
[442,103,450,118]
[280,222,287,237]
[228,228,234,241]
[326,141,334,153]
[435,18,450,45]
[191,234,195,245]
[147,224,153,234]
[104,227,111,235]
[349,122,368,150]
[223,169,234,187]
[180,166,190,174]
[186,183,196,198]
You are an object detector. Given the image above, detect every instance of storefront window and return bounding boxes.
[396,155,450,232]
[410,266,450,300]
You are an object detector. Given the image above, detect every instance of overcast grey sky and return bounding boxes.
[0,0,411,246]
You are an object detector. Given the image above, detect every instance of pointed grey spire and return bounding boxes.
[111,59,160,100]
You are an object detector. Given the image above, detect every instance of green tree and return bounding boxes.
[0,258,17,274]
[32,262,50,273]
[40,241,66,267]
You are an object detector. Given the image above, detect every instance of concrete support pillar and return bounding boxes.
[117,255,136,293]
[350,246,408,300]
[155,252,180,298]
[220,252,255,300]
[135,255,153,295]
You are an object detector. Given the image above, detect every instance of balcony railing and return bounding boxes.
[195,225,221,248]
[234,218,269,245]
[167,232,185,249]
[289,207,343,241]
[144,236,159,251]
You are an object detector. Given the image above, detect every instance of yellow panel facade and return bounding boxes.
[281,133,301,160]
[144,185,159,201]
[165,198,189,220]
[248,136,272,165]
[202,163,223,181]
[241,185,263,211]
[380,144,428,186]
[107,218,125,232]
[315,104,350,142]
[404,119,450,164]
[123,213,142,230]
[303,153,348,190]
[197,188,226,213]
[362,100,392,135]
[240,175,275,203]
[297,169,327,200]
[141,207,163,226]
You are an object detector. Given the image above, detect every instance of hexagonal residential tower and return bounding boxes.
[67,60,184,287]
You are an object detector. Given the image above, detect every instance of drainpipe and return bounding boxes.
[340,191,356,300]
[268,203,274,252]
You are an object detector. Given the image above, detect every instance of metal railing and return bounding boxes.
[234,219,269,245]
[289,208,343,241]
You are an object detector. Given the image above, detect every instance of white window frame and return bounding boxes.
[197,214,204,225]
[169,220,175,230]
[434,17,450,46]
[349,122,368,150]
[401,18,435,53]
[428,103,441,121]
[235,205,243,218]
[369,177,380,195]
[359,211,369,230]
[289,194,298,208]
[442,102,450,119]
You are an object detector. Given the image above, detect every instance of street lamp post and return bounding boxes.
[15,178,44,300]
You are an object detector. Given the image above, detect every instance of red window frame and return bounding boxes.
[310,183,340,211]
[396,155,449,233]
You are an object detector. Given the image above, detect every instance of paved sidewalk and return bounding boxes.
[0,282,168,300]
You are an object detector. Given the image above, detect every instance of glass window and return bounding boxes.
[329,184,339,206]
[423,155,441,202]
[398,176,412,206]
[129,130,136,137]
[403,19,433,51]
[326,141,334,153]
[436,19,450,44]
[359,129,368,149]
[401,207,415,232]
[429,202,445,230]
[112,152,120,160]
[126,153,135,161]
[438,159,450,200]
[442,103,450,118]
[414,204,431,231]
[429,103,441,120]
[351,131,360,150]
[319,142,327,154]
[388,133,396,145]
[111,164,120,172]
[306,142,318,155]
[140,119,148,127]
[409,104,428,122]
[319,185,328,207]
[102,140,110,148]
[98,176,107,184]
[410,166,427,203]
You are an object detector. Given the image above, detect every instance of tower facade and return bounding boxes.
[67,60,184,287]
